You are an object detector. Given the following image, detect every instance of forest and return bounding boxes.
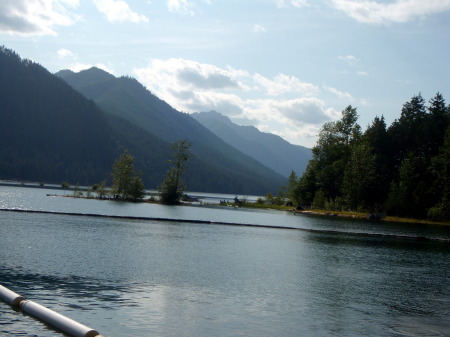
[0,46,285,195]
[290,93,450,221]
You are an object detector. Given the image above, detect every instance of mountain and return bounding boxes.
[56,67,286,193]
[0,47,174,186]
[0,47,286,194]
[192,111,312,178]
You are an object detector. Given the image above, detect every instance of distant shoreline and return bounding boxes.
[2,181,449,227]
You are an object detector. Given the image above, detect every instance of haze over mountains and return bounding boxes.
[0,46,318,194]
[57,66,312,178]
[192,111,312,178]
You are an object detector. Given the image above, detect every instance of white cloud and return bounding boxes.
[331,0,450,25]
[253,24,266,33]
[134,58,246,94]
[133,58,336,146]
[56,48,114,74]
[166,0,211,15]
[57,48,75,58]
[276,0,310,8]
[69,62,114,74]
[360,98,369,106]
[177,68,241,90]
[357,71,369,76]
[94,0,148,23]
[262,97,332,124]
[254,73,319,96]
[339,54,358,65]
[167,0,195,15]
[242,97,335,147]
[324,85,355,101]
[291,0,310,7]
[0,0,79,36]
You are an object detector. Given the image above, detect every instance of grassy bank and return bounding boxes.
[299,209,450,226]
[218,201,450,227]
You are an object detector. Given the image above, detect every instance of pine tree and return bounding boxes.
[158,140,192,204]
[111,150,145,200]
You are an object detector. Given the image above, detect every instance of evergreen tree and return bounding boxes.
[286,171,301,206]
[428,126,450,220]
[295,93,450,219]
[129,171,146,201]
[310,106,360,202]
[362,116,392,206]
[111,150,145,200]
[159,140,192,204]
[388,93,426,165]
[426,93,450,157]
[386,153,425,217]
[297,160,318,207]
[342,142,376,211]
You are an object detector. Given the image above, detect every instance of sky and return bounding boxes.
[1,0,450,148]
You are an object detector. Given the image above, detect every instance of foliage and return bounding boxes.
[61,181,70,195]
[158,140,192,204]
[294,94,450,220]
[73,184,83,198]
[91,180,108,199]
[342,142,376,211]
[428,126,450,220]
[111,150,145,201]
[286,171,301,205]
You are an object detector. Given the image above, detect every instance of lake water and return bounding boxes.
[1,186,449,337]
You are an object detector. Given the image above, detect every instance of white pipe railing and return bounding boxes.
[0,284,102,337]
[0,284,25,309]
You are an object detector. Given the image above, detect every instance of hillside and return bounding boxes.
[192,111,312,177]
[56,67,286,193]
[0,47,284,194]
[0,47,171,186]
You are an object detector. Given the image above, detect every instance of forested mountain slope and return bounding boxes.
[0,47,284,194]
[0,47,170,186]
[57,67,286,192]
[192,110,312,177]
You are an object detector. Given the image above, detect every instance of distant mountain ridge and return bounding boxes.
[192,111,312,177]
[0,47,186,187]
[55,66,286,193]
[0,47,285,194]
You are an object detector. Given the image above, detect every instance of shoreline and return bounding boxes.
[50,193,450,227]
[3,183,450,227]
[297,209,450,227]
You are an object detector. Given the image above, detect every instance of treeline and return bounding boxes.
[290,93,450,221]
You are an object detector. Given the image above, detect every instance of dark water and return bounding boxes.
[1,186,449,337]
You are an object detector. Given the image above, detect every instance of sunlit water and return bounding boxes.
[1,186,449,337]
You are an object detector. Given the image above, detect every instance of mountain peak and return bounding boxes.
[192,110,312,177]
[79,66,115,78]
[54,69,74,77]
[55,66,116,88]
[193,110,233,125]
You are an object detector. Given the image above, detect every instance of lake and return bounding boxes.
[1,185,449,337]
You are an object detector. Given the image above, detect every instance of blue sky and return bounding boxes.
[1,0,450,147]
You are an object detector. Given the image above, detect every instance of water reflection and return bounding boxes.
[0,267,140,310]
[1,186,450,337]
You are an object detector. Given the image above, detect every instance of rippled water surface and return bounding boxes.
[1,186,449,337]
